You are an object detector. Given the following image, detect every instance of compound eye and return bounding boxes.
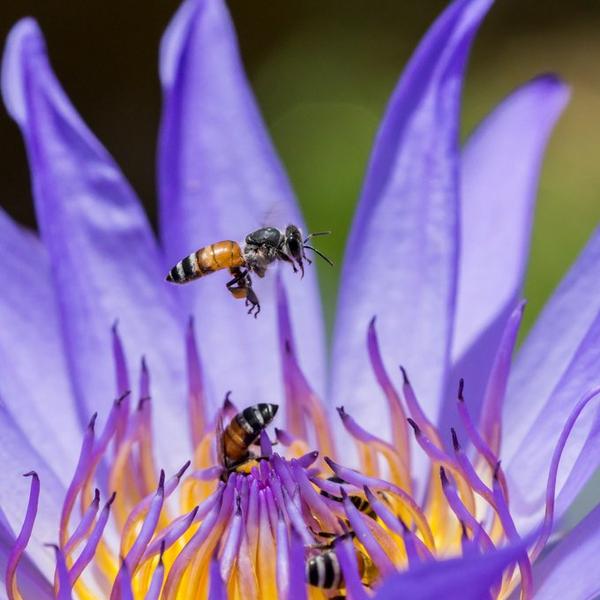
[287,238,302,260]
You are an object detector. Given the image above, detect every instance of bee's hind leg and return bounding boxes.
[225,269,261,318]
[245,288,261,318]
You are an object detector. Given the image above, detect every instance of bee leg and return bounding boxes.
[226,268,248,290]
[245,287,261,318]
[277,249,298,273]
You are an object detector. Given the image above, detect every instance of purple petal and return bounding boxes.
[448,76,569,424]
[1,19,189,472]
[158,0,325,412]
[533,502,600,600]
[374,540,527,600]
[331,0,492,485]
[502,227,600,528]
[0,210,80,481]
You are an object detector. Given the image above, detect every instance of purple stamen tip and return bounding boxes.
[336,406,347,420]
[176,460,192,480]
[223,391,233,410]
[116,390,131,406]
[439,466,449,486]
[22,471,38,479]
[93,488,100,503]
[458,378,465,401]
[187,315,194,330]
[323,456,336,471]
[407,417,420,435]
[138,396,151,410]
[368,316,377,329]
[88,412,98,431]
[159,539,166,565]
[107,491,117,507]
[158,470,166,493]
[399,365,409,384]
[451,428,460,451]
[111,320,119,334]
[493,461,502,480]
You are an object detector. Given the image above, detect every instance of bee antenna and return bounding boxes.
[303,231,331,243]
[303,245,334,267]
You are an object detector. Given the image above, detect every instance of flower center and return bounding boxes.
[8,309,594,600]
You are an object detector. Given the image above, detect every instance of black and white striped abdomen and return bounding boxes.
[236,403,279,445]
[306,550,342,589]
[166,251,205,284]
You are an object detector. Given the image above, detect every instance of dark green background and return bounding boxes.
[0,0,599,332]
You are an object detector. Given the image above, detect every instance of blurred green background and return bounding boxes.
[0,0,599,335]
[0,0,599,525]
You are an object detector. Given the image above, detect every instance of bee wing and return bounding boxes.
[259,201,293,231]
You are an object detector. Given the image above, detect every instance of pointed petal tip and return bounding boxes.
[159,0,199,88]
[529,72,570,96]
[1,17,44,125]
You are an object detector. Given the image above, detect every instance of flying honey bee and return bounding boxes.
[217,403,279,479]
[306,533,376,593]
[165,225,332,316]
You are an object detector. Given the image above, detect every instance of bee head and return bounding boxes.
[284,224,304,264]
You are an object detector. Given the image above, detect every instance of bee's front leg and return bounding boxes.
[277,250,298,274]
[245,287,261,318]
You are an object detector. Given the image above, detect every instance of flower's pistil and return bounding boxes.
[6,290,598,600]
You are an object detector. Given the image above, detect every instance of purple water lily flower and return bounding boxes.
[1,0,599,597]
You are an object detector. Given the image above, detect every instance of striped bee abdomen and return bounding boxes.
[306,550,342,589]
[166,240,245,284]
[222,404,279,466]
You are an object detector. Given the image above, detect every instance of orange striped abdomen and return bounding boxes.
[166,240,245,284]
[222,418,251,465]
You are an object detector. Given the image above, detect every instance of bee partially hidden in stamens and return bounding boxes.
[216,402,279,481]
[319,475,377,519]
[165,225,333,317]
[306,530,376,594]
